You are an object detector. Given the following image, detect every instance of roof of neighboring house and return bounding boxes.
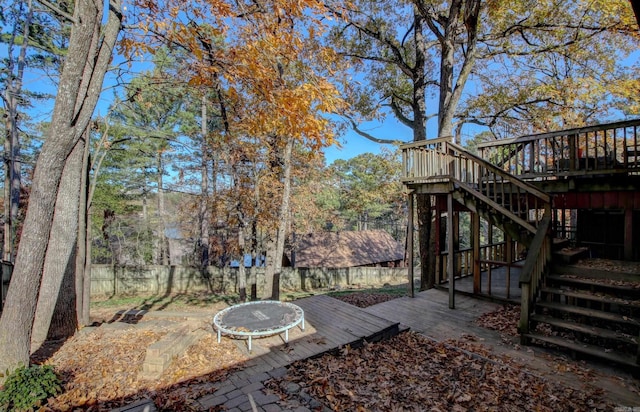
[289,230,404,268]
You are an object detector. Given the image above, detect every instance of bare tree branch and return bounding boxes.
[344,115,407,145]
[35,0,77,24]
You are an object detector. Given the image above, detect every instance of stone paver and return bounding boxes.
[195,361,328,411]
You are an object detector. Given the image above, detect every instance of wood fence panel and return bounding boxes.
[90,265,408,298]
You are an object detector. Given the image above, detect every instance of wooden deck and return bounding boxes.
[364,287,502,341]
[236,290,508,376]
[444,266,523,303]
[119,290,639,410]
[236,294,402,376]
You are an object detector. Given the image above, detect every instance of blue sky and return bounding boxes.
[324,116,414,163]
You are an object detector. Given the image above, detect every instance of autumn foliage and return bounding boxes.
[125,0,346,149]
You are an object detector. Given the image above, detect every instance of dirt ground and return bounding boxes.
[25,286,640,411]
[33,299,248,410]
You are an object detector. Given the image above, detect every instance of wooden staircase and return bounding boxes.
[401,133,640,371]
[523,265,640,370]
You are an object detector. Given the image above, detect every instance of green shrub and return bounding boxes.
[0,364,62,411]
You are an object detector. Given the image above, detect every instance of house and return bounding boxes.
[286,230,405,268]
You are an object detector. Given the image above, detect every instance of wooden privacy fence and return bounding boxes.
[0,264,407,308]
[90,265,409,298]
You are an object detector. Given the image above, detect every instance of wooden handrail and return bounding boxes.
[445,141,550,202]
[476,118,640,149]
[400,136,453,149]
[472,119,640,180]
[453,178,536,233]
[518,215,552,338]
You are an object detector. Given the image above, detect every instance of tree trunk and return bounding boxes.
[271,137,293,301]
[200,96,210,269]
[238,225,246,302]
[82,208,93,324]
[0,0,122,377]
[2,0,32,263]
[263,137,293,301]
[76,129,91,326]
[263,236,276,299]
[157,154,169,265]
[417,193,434,290]
[411,9,434,289]
[31,138,84,351]
[250,222,258,301]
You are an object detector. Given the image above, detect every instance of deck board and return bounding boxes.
[239,295,400,374]
[364,289,503,342]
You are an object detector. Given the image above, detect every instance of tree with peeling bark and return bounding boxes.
[0,0,122,377]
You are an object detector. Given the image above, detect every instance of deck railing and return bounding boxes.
[518,215,552,341]
[402,139,551,232]
[476,119,640,180]
[437,241,509,282]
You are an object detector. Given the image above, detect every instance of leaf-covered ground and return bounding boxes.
[266,332,614,412]
[25,287,639,410]
[475,304,520,337]
[330,292,404,308]
[33,297,249,411]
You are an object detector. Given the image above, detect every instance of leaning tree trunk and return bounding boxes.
[0,0,122,377]
[30,138,84,352]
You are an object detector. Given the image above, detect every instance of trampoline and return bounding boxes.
[213,300,305,351]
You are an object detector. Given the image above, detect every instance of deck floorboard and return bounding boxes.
[239,294,400,374]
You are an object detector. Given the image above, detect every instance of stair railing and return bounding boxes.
[403,139,551,228]
[402,138,553,339]
[518,215,552,343]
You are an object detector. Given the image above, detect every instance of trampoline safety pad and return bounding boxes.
[213,300,305,352]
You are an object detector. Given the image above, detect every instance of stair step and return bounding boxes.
[536,301,640,327]
[547,275,640,298]
[524,332,639,369]
[552,247,589,264]
[552,238,570,250]
[541,287,640,309]
[530,314,638,345]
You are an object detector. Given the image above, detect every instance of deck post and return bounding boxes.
[472,212,480,294]
[448,192,455,309]
[505,233,512,300]
[487,223,493,296]
[453,211,460,278]
[408,191,415,298]
[519,282,531,344]
[569,133,577,171]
